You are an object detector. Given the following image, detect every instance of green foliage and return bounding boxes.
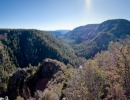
[0,25,130,100]
[0,42,16,93]
[0,29,79,67]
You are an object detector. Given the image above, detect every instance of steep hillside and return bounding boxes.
[65,24,99,43]
[65,19,130,58]
[0,29,79,67]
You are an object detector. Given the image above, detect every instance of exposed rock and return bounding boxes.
[7,58,69,100]
[7,70,31,100]
[33,58,68,99]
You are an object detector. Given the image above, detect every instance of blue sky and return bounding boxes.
[0,0,130,30]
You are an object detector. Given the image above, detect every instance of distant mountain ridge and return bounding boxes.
[65,24,99,43]
[65,19,130,58]
[48,30,70,37]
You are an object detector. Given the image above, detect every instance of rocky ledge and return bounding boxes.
[7,58,70,100]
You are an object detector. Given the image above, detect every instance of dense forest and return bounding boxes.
[0,29,79,99]
[0,19,130,100]
[0,29,79,67]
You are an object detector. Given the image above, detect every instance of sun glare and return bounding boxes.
[86,0,93,9]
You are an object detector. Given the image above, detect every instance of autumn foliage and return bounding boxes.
[64,36,130,100]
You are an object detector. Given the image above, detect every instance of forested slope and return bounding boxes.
[0,29,79,67]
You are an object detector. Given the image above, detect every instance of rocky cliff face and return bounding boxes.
[7,58,69,100]
[7,69,31,100]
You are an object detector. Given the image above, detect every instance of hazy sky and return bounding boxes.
[0,0,130,30]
